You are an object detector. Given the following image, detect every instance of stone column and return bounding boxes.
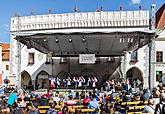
[32,80,36,90]
[31,75,36,90]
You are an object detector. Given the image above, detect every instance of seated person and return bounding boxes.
[142,89,152,101]
[28,103,40,114]
[123,92,132,102]
[46,101,57,114]
[133,93,141,101]
[142,99,155,114]
[88,95,99,108]
[65,95,76,106]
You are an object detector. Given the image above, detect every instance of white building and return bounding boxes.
[10,5,160,89]
[153,3,165,86]
[1,44,10,84]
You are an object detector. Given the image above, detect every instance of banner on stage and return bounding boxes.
[79,54,96,64]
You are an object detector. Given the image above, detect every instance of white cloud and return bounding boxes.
[132,0,141,4]
[2,24,9,31]
[3,24,9,28]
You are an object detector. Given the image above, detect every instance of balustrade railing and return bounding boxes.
[11,11,149,31]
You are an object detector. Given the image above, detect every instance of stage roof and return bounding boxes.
[15,31,155,57]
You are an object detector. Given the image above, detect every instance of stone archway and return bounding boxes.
[57,71,71,79]
[21,71,32,87]
[126,67,143,82]
[80,68,96,79]
[36,70,49,89]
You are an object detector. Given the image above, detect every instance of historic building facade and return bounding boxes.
[9,7,159,89]
[1,44,10,84]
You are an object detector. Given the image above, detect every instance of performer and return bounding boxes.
[63,79,66,88]
[56,77,61,88]
[73,77,78,89]
[78,77,82,89]
[87,77,91,87]
[82,76,86,88]
[50,79,55,89]
[67,77,71,88]
[92,77,98,89]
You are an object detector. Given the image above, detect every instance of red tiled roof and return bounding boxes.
[156,3,165,29]
[2,44,10,50]
[2,44,10,61]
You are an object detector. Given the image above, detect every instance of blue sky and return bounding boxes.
[0,0,164,43]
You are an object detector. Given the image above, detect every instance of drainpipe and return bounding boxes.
[148,4,156,90]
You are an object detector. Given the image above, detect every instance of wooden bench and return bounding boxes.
[39,110,47,114]
[38,105,62,114]
[38,105,86,113]
[69,108,95,113]
[127,112,143,114]
[121,101,148,105]
[128,106,145,110]
[67,105,86,108]
[121,101,147,113]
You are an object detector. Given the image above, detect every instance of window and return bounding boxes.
[131,51,138,60]
[6,65,9,70]
[45,53,51,64]
[156,51,163,62]
[156,71,162,82]
[28,53,34,64]
[129,51,138,65]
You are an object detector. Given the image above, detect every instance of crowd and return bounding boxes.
[0,78,164,114]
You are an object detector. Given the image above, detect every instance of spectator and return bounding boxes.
[154,90,165,114]
[100,104,108,114]
[53,93,60,103]
[143,99,155,113]
[88,95,99,114]
[142,89,152,101]
[7,89,18,112]
[29,103,40,114]
[46,101,57,114]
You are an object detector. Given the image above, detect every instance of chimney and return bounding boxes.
[31,11,34,15]
[100,6,103,11]
[48,9,52,13]
[74,6,78,12]
[120,5,122,11]
[139,5,142,10]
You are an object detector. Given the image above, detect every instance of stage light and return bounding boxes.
[82,38,86,43]
[43,39,47,42]
[55,39,59,43]
[69,38,72,43]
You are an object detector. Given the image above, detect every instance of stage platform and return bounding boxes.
[34,88,94,94]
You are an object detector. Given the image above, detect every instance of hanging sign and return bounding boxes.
[79,54,96,64]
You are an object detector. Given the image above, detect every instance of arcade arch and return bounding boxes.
[35,70,49,89]
[80,68,96,78]
[21,71,32,87]
[56,71,71,79]
[126,67,143,82]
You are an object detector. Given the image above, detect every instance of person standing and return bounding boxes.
[67,77,71,88]
[7,89,18,112]
[87,77,91,88]
[73,77,78,89]
[78,77,82,89]
[56,77,61,88]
